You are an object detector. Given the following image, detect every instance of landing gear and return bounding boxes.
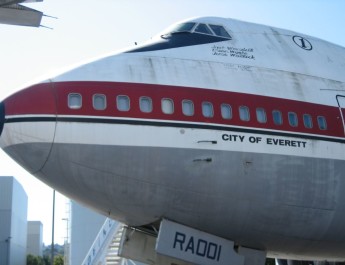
[118,219,267,265]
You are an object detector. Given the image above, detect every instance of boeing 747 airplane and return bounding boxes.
[1,17,345,265]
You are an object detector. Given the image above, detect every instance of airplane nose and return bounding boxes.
[0,101,4,137]
[0,82,57,174]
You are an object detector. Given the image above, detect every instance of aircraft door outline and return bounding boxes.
[336,95,345,136]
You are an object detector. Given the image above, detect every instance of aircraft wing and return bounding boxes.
[0,0,43,27]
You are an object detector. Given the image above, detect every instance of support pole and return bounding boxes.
[51,189,55,265]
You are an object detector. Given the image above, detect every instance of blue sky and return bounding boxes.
[1,0,344,245]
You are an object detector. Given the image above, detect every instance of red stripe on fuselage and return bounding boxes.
[5,81,343,138]
[5,83,56,116]
[55,81,342,138]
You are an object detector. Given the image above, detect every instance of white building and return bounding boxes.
[27,221,43,257]
[0,176,28,265]
[69,201,107,265]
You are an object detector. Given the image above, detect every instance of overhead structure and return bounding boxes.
[0,0,43,27]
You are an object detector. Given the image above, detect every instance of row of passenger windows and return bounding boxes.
[68,93,328,130]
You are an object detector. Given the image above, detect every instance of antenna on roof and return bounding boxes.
[40,24,53,30]
[43,14,58,19]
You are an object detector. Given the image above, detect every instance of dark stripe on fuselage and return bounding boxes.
[126,32,229,53]
[4,116,345,144]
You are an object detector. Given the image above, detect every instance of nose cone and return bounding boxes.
[0,101,4,137]
[0,82,56,174]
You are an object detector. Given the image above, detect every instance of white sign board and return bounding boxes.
[156,219,244,265]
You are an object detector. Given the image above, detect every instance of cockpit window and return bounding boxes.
[171,22,196,33]
[164,22,231,40]
[209,24,231,38]
[194,23,213,35]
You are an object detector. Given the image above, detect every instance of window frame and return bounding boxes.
[194,23,213,36]
[239,106,250,121]
[272,110,283,125]
[182,99,194,116]
[202,101,214,118]
[170,22,196,34]
[208,24,231,39]
[161,98,174,115]
[92,94,107,111]
[288,112,298,127]
[139,96,153,113]
[221,104,232,120]
[317,116,327,130]
[303,114,313,129]
[256,107,267,123]
[68,93,82,110]
[116,95,130,112]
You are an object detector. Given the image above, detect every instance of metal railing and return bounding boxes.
[81,218,117,265]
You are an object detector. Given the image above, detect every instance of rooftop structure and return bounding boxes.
[0,176,28,265]
[27,221,43,257]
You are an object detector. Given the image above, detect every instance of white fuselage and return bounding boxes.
[1,17,345,261]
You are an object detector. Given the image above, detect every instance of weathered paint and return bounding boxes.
[1,16,345,261]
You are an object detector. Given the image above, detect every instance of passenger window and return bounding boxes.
[239,106,250,121]
[202,102,214,118]
[162,98,174,114]
[303,114,313,129]
[93,94,106,110]
[209,25,231,38]
[116,95,130,111]
[182,100,194,116]
[68,93,82,109]
[140,97,152,113]
[272,110,283,125]
[256,108,267,123]
[288,112,298,127]
[221,104,232,119]
[194,23,213,35]
[317,116,327,130]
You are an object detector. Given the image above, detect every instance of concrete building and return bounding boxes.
[27,221,43,257]
[0,176,28,265]
[67,201,145,265]
[69,201,107,265]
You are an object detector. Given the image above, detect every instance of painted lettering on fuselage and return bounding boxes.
[173,231,222,261]
[222,134,307,148]
[222,134,245,142]
[266,138,307,148]
[212,45,255,59]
